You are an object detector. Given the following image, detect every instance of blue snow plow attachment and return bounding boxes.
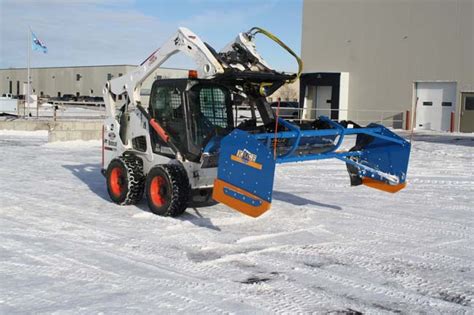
[212,117,410,217]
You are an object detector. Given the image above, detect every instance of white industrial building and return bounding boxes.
[0,65,188,100]
[301,0,474,132]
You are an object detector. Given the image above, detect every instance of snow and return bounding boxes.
[0,130,473,313]
[0,130,48,137]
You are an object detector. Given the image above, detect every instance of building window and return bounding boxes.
[90,89,93,94]
[76,74,81,81]
[40,91,44,97]
[107,73,113,80]
[423,101,433,106]
[118,94,123,100]
[118,73,123,77]
[442,102,452,107]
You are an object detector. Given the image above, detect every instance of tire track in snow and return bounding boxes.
[269,243,472,308]
[256,252,470,313]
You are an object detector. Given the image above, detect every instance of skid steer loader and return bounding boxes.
[102,27,411,218]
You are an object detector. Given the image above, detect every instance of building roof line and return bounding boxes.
[0,65,188,71]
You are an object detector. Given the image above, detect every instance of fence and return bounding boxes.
[11,101,105,121]
[234,106,410,130]
[6,101,410,130]
[297,107,407,129]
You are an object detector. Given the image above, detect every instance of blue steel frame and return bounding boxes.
[252,116,410,184]
[255,117,405,163]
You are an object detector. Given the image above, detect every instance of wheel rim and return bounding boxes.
[110,167,124,197]
[150,175,167,207]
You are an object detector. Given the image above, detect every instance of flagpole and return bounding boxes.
[27,27,31,118]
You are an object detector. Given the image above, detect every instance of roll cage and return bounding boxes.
[148,79,234,162]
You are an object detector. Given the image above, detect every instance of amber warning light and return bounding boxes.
[188,70,198,79]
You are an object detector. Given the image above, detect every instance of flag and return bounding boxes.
[31,31,47,53]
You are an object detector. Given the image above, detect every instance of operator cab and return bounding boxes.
[149,79,234,162]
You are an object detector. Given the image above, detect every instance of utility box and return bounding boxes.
[0,97,18,113]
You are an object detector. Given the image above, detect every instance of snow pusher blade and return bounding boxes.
[213,117,411,217]
[212,129,276,217]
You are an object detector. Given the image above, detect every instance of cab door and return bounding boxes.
[149,79,188,154]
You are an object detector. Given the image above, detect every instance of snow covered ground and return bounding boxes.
[0,130,472,314]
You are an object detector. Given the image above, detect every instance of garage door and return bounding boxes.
[415,82,456,131]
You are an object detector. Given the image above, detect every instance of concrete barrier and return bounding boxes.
[0,120,103,142]
[0,120,51,131]
[48,121,102,142]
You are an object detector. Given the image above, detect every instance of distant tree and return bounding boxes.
[278,84,298,101]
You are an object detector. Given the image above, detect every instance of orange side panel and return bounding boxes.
[212,179,271,218]
[362,177,407,193]
[149,119,170,143]
[230,155,263,170]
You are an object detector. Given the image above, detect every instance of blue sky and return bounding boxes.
[0,0,302,72]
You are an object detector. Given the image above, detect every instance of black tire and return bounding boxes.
[189,188,219,208]
[106,155,145,205]
[145,164,190,217]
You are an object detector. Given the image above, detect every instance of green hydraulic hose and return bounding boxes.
[247,27,303,95]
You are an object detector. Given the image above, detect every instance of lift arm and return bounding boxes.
[103,26,301,117]
[103,27,225,117]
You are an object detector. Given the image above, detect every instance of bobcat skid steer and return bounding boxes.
[102,27,411,218]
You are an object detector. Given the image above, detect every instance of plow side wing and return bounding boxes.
[353,124,411,192]
[212,129,276,217]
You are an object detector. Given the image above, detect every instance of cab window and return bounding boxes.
[189,85,232,149]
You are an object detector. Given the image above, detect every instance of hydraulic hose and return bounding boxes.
[247,27,303,96]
